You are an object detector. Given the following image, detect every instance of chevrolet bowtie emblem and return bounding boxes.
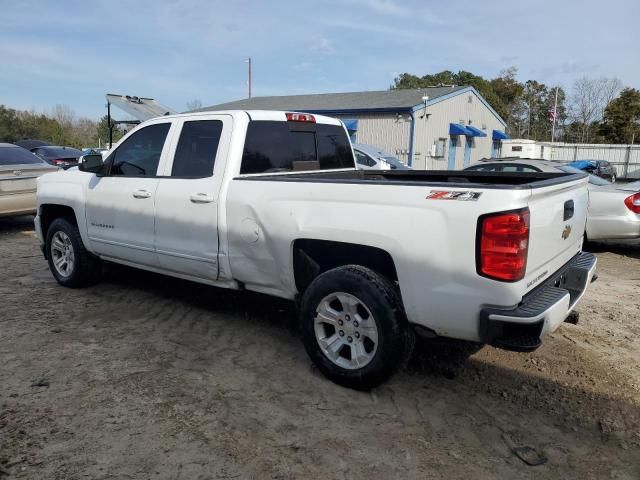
[561,224,572,240]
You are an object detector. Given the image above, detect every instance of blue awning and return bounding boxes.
[343,119,359,132]
[449,123,472,136]
[466,125,487,137]
[492,129,510,140]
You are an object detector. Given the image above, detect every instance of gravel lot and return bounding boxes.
[1,215,639,479]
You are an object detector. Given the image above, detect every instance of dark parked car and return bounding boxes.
[32,146,83,169]
[569,160,617,182]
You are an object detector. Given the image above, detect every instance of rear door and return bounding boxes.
[154,114,232,279]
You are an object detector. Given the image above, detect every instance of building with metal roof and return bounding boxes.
[200,86,508,169]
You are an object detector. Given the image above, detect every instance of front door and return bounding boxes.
[85,122,173,266]
[447,137,457,169]
[154,114,231,280]
[464,137,473,167]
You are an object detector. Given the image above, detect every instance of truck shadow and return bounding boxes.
[0,215,35,234]
[585,239,640,259]
[99,265,640,446]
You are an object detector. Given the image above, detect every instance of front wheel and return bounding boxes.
[610,173,616,183]
[300,265,413,390]
[46,218,101,288]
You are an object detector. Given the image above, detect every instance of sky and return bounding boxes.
[0,0,638,119]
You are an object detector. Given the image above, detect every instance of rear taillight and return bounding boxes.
[477,208,530,282]
[52,159,68,165]
[624,192,640,214]
[286,112,315,123]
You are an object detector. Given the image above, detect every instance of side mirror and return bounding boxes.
[79,154,104,174]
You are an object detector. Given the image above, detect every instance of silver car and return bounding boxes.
[0,143,59,217]
[352,143,410,170]
[465,159,640,241]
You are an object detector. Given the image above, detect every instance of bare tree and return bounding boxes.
[51,104,75,130]
[570,76,622,142]
[71,118,99,147]
[186,99,203,111]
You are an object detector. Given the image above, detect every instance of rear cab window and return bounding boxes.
[240,120,355,174]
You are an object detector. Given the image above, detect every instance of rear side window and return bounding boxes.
[171,120,223,177]
[240,121,354,174]
[109,123,170,177]
[0,146,47,165]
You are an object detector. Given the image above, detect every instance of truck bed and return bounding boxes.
[236,169,587,189]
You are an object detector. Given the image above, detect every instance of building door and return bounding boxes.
[447,137,457,169]
[463,137,472,167]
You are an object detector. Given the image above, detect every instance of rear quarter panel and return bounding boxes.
[225,178,559,341]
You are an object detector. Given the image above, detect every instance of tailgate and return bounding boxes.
[524,176,589,291]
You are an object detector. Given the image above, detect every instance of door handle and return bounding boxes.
[190,193,214,204]
[132,189,152,199]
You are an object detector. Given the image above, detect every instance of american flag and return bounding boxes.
[548,106,557,122]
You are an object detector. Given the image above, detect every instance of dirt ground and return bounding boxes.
[0,216,638,480]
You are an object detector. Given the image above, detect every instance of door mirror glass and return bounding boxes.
[79,154,104,173]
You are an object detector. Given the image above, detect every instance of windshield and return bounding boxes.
[557,165,611,186]
[38,147,83,158]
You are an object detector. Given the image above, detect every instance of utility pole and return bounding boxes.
[551,87,559,143]
[247,57,252,98]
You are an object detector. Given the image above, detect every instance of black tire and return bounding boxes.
[46,217,101,288]
[610,174,616,183]
[300,265,414,390]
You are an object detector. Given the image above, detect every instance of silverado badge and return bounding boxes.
[561,224,572,240]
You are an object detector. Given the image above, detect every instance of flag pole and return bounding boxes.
[551,87,558,143]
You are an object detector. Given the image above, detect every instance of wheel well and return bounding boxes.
[293,239,398,293]
[40,204,77,237]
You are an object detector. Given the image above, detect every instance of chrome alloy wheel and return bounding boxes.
[314,292,379,370]
[50,231,75,278]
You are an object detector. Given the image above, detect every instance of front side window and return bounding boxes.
[466,164,501,172]
[240,121,355,174]
[171,120,223,177]
[501,164,541,172]
[108,123,170,177]
[354,150,375,167]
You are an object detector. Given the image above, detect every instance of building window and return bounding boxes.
[511,146,523,152]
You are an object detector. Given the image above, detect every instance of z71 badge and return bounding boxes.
[426,190,482,201]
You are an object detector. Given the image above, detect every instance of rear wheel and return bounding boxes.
[46,218,101,287]
[300,265,413,390]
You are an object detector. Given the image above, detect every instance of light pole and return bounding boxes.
[246,57,252,98]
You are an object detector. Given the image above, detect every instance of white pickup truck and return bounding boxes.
[35,110,597,389]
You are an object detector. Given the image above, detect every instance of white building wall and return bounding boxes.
[334,113,412,165]
[412,90,506,170]
[331,89,506,170]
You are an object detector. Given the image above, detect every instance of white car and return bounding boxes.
[352,143,409,170]
[465,159,640,241]
[35,111,596,389]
